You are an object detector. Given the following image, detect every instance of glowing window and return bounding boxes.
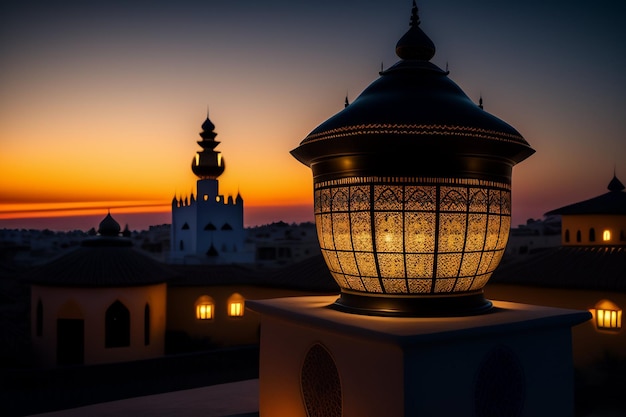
[603,230,611,241]
[591,299,622,331]
[215,196,221,203]
[195,295,215,320]
[227,293,245,317]
[203,195,208,201]
[229,302,244,317]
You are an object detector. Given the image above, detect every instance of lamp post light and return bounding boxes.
[291,2,534,317]
[254,5,588,416]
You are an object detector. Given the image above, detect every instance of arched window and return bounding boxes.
[195,295,215,320]
[564,229,570,243]
[179,240,184,251]
[105,300,130,348]
[621,230,625,242]
[589,228,596,242]
[36,299,43,337]
[227,293,245,317]
[576,230,581,243]
[144,304,150,346]
[603,230,611,242]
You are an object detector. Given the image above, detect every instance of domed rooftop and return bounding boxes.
[291,1,534,181]
[546,174,626,216]
[24,212,177,287]
[98,211,121,237]
[191,115,226,179]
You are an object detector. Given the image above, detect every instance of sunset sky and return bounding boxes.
[1,0,625,231]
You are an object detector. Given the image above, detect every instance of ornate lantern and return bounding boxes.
[591,299,622,331]
[291,2,534,316]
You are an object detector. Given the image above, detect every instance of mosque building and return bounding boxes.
[27,213,173,367]
[168,115,254,265]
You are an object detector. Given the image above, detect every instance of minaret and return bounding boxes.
[192,115,225,201]
[169,113,252,265]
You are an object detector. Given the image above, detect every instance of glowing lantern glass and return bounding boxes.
[592,299,622,331]
[291,3,534,316]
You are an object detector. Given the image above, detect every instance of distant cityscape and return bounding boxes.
[0,215,562,270]
[0,220,322,269]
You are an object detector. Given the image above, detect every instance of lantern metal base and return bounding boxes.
[331,290,493,317]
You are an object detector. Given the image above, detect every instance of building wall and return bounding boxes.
[170,178,252,264]
[31,283,166,368]
[561,215,626,246]
[166,285,327,348]
[484,283,626,368]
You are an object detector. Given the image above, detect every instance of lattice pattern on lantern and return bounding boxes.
[314,177,511,295]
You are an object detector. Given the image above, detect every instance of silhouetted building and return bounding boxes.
[26,213,174,367]
[169,115,254,265]
[488,174,626,367]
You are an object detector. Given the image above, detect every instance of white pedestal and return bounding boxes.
[248,296,590,417]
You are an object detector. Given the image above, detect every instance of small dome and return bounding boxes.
[201,117,215,134]
[98,212,121,237]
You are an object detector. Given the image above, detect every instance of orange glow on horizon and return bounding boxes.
[0,201,171,220]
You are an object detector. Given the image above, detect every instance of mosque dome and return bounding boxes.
[292,1,534,183]
[192,116,226,179]
[25,212,176,286]
[97,212,121,237]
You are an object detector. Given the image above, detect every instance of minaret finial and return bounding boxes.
[479,95,483,110]
[345,92,350,108]
[206,105,210,119]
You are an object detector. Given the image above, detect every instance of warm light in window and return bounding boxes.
[229,302,244,317]
[203,194,208,201]
[603,230,611,241]
[195,295,215,320]
[591,299,622,331]
[196,303,213,320]
[216,196,221,202]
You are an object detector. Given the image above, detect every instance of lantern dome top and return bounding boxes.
[292,1,534,173]
[395,0,435,61]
